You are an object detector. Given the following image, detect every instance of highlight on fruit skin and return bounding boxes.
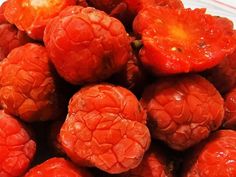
[25,157,93,177]
[0,43,60,122]
[141,75,224,151]
[3,0,76,40]
[133,7,236,76]
[181,130,236,177]
[0,110,36,176]
[59,84,151,174]
[44,6,131,85]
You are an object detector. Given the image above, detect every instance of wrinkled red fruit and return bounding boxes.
[119,145,173,177]
[25,157,93,177]
[60,84,151,174]
[0,2,7,24]
[0,23,31,61]
[223,88,236,129]
[133,7,236,75]
[44,6,131,85]
[182,130,236,177]
[204,50,236,94]
[4,0,76,40]
[141,75,224,150]
[0,43,60,122]
[0,110,36,177]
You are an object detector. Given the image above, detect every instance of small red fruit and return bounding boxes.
[44,6,131,85]
[133,7,236,75]
[59,84,151,174]
[0,43,60,122]
[141,75,224,150]
[25,157,93,177]
[0,110,36,177]
[4,0,76,40]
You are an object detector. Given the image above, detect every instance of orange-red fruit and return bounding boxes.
[25,157,93,177]
[4,0,76,40]
[0,24,31,61]
[182,130,236,177]
[44,6,131,85]
[133,7,236,75]
[223,88,236,129]
[204,50,236,94]
[141,75,224,150]
[59,84,151,174]
[0,110,36,177]
[119,146,173,177]
[0,43,60,122]
[0,2,7,24]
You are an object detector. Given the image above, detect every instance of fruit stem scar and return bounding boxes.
[131,40,143,50]
[171,47,182,52]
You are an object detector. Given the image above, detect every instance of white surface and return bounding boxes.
[0,0,235,26]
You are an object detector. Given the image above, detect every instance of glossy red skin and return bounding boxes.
[204,50,236,94]
[223,88,236,129]
[0,2,7,24]
[119,146,173,177]
[25,157,93,177]
[0,110,36,177]
[44,6,131,85]
[141,75,224,151]
[133,7,236,75]
[182,130,236,177]
[59,84,151,174]
[0,43,60,122]
[0,23,31,61]
[4,0,76,40]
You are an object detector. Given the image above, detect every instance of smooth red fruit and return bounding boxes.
[0,23,31,61]
[0,110,36,177]
[59,84,151,174]
[141,75,224,150]
[0,43,60,122]
[182,130,236,177]
[133,7,236,75]
[204,50,236,94]
[119,145,173,177]
[44,6,131,85]
[4,0,76,40]
[25,157,93,177]
[223,88,236,129]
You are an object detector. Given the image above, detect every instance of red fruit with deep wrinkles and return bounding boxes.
[223,88,236,129]
[133,7,236,75]
[0,110,36,177]
[59,84,151,174]
[4,0,76,40]
[141,75,224,150]
[44,6,131,85]
[204,50,236,94]
[0,43,60,122]
[182,130,236,177]
[119,145,173,177]
[25,157,93,177]
[0,23,31,61]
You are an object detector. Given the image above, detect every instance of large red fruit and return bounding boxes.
[3,0,76,40]
[59,84,151,174]
[0,23,31,61]
[119,145,173,177]
[141,75,224,150]
[0,110,36,177]
[223,88,236,129]
[133,7,236,75]
[25,157,93,177]
[182,130,236,177]
[0,43,60,122]
[44,6,131,85]
[204,50,236,94]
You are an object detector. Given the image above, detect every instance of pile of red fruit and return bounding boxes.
[0,0,236,176]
